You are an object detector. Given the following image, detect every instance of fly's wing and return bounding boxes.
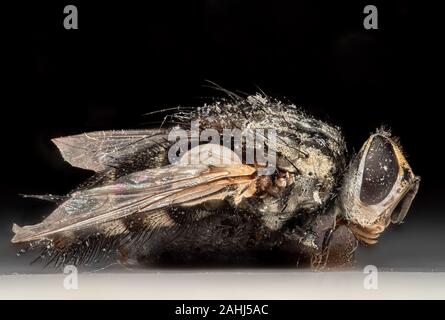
[52,129,170,172]
[12,146,257,243]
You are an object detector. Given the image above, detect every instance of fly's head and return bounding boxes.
[338,130,420,244]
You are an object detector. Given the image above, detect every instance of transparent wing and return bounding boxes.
[12,161,256,243]
[52,129,169,172]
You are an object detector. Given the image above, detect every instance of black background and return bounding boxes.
[1,0,443,271]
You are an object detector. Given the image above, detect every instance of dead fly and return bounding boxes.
[11,94,420,269]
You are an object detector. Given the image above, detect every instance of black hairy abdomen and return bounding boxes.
[134,211,312,267]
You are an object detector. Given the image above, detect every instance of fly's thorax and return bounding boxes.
[206,96,348,225]
[270,127,346,212]
[252,145,343,233]
[286,149,338,208]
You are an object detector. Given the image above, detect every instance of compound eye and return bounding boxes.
[359,135,399,205]
[339,131,419,240]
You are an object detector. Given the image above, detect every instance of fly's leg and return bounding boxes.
[282,225,319,251]
[311,221,358,269]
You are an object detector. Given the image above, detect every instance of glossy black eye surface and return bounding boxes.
[360,135,399,205]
